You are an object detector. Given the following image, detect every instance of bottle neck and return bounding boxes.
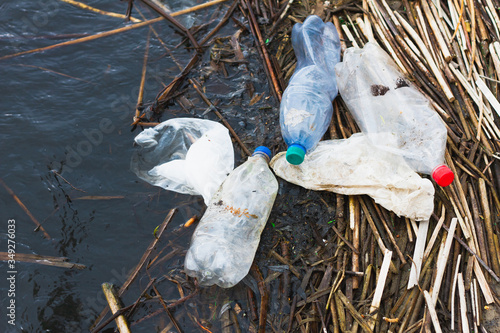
[252,151,270,163]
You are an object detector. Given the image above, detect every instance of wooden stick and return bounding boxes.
[423,290,443,333]
[101,283,131,333]
[457,273,470,333]
[0,178,51,239]
[60,0,141,22]
[408,219,429,289]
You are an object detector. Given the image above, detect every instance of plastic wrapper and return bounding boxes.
[270,134,435,221]
[131,118,234,205]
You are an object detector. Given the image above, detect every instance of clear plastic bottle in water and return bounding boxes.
[335,42,454,186]
[184,147,279,288]
[279,15,341,165]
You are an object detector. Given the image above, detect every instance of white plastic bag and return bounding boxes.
[270,133,435,221]
[131,118,234,205]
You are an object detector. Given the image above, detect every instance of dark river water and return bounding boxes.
[0,1,252,331]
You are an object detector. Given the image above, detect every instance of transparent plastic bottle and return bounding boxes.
[335,42,454,186]
[279,15,341,165]
[184,146,279,288]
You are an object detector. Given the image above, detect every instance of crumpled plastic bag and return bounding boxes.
[131,118,234,205]
[270,133,435,221]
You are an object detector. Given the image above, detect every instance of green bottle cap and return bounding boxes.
[286,144,306,165]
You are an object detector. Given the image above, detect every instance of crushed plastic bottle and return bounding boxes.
[131,118,234,204]
[270,133,435,221]
[280,15,341,165]
[184,147,279,288]
[335,42,454,186]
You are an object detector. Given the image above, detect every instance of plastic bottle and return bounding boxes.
[335,42,454,186]
[279,15,341,165]
[184,146,279,288]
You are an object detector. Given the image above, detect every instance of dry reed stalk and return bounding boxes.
[342,24,359,48]
[430,217,457,303]
[478,178,500,275]
[189,78,251,156]
[366,1,408,75]
[337,290,373,333]
[408,219,429,289]
[60,0,142,22]
[332,16,347,53]
[423,290,443,333]
[469,183,489,262]
[473,279,480,327]
[476,78,500,118]
[331,224,359,255]
[101,283,131,333]
[0,178,51,239]
[351,197,360,289]
[91,210,176,330]
[423,205,446,260]
[0,0,228,61]
[269,249,301,278]
[0,252,85,269]
[242,0,282,101]
[421,0,452,62]
[394,11,454,101]
[360,199,388,255]
[374,204,406,264]
[484,0,500,35]
[450,254,461,330]
[457,273,470,332]
[133,29,151,125]
[405,218,414,242]
[490,42,500,77]
[368,250,392,331]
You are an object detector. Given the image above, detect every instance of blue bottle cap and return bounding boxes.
[286,144,306,165]
[253,146,272,160]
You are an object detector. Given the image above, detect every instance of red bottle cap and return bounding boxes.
[432,165,454,187]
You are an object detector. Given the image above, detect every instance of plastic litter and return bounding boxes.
[335,42,454,186]
[131,118,234,205]
[270,133,435,221]
[184,146,279,288]
[280,15,341,165]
